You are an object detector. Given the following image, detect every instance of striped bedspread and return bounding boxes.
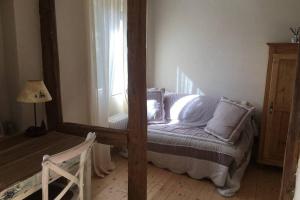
[147,120,255,197]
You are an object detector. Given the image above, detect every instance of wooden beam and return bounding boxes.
[56,123,128,147]
[127,0,148,199]
[280,44,300,200]
[39,0,63,130]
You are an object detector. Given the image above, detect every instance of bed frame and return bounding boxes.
[38,0,299,199]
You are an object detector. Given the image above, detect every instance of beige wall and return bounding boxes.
[1,0,93,128]
[0,0,44,130]
[14,0,44,129]
[147,0,300,119]
[55,0,90,124]
[0,0,21,127]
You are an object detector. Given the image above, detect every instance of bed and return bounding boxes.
[147,120,256,197]
[118,90,257,197]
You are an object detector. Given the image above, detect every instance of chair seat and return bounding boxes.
[25,180,78,200]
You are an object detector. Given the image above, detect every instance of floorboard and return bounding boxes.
[92,155,282,200]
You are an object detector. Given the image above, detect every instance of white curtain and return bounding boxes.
[86,0,127,177]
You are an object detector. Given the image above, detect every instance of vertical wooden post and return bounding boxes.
[280,44,300,200]
[127,0,148,199]
[39,0,63,130]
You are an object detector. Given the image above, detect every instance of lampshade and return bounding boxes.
[17,80,52,103]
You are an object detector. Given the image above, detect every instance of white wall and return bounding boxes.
[147,0,300,119]
[55,0,90,124]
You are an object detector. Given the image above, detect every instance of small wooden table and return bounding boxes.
[0,131,91,200]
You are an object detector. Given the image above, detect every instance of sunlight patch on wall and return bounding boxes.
[176,67,205,95]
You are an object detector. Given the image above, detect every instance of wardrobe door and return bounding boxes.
[262,54,297,166]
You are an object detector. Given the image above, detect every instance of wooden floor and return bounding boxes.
[92,156,282,200]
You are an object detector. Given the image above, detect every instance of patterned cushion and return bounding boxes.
[147,88,165,123]
[205,97,255,144]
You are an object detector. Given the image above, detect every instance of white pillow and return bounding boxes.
[170,95,218,126]
[147,88,165,123]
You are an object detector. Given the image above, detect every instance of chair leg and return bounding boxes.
[79,154,86,200]
[84,151,92,200]
[42,166,49,200]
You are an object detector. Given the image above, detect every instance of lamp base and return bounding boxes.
[24,126,47,137]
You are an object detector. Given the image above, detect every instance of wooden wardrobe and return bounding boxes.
[259,43,299,167]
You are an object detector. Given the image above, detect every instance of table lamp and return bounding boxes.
[17,80,52,136]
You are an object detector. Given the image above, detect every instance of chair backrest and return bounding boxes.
[42,132,96,200]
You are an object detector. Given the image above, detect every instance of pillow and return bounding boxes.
[177,95,219,126]
[147,88,165,123]
[204,97,255,144]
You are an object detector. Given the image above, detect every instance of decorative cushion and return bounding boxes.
[204,97,255,144]
[147,88,165,123]
[164,93,218,126]
[176,95,219,126]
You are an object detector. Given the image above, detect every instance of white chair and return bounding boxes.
[42,132,96,200]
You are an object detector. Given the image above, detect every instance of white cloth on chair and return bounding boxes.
[294,157,300,200]
[92,144,115,177]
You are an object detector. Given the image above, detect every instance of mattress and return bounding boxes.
[147,120,255,197]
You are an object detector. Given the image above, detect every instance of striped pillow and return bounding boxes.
[147,88,165,124]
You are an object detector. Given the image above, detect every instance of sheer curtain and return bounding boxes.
[87,0,127,177]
